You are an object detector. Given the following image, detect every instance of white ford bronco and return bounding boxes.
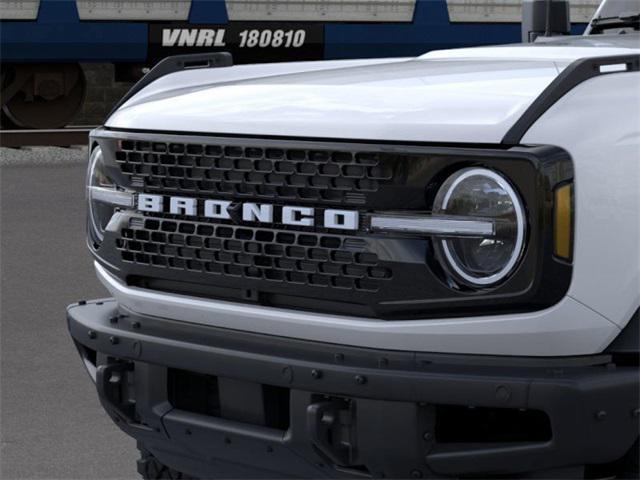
[68,1,639,478]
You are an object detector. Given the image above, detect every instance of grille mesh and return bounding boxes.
[117,218,392,291]
[116,140,394,205]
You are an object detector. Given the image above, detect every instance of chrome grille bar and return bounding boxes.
[370,214,495,237]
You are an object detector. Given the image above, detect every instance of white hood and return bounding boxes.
[106,45,637,144]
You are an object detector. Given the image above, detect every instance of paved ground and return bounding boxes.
[0,146,88,167]
[1,151,137,479]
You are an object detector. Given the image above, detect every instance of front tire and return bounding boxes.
[617,439,640,480]
[137,446,195,480]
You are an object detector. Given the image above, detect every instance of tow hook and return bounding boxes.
[96,362,153,432]
[307,398,356,467]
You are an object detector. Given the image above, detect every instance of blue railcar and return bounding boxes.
[0,0,596,128]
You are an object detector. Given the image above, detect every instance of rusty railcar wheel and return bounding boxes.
[1,63,86,129]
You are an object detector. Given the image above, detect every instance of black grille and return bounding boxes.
[117,217,392,292]
[95,132,574,319]
[116,140,394,205]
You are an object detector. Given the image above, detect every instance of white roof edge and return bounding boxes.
[419,45,640,62]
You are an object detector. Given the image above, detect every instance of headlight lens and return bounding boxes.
[87,146,132,244]
[433,168,526,287]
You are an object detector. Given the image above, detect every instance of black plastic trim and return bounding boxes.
[102,125,513,150]
[68,299,640,479]
[502,54,640,145]
[106,52,233,120]
[606,308,640,356]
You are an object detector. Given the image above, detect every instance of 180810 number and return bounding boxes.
[238,29,307,48]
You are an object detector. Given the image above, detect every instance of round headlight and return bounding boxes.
[87,146,117,243]
[433,168,526,287]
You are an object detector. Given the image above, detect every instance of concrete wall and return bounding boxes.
[73,63,133,126]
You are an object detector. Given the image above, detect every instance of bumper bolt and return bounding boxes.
[495,385,511,403]
[378,357,389,368]
[132,341,142,358]
[311,369,322,379]
[355,375,367,385]
[281,366,293,384]
[595,410,607,421]
[87,330,97,339]
[131,321,141,330]
[184,429,192,436]
[423,432,432,442]
[334,353,344,363]
[410,470,422,478]
[109,336,119,345]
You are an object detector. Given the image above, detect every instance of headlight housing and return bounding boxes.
[433,168,526,287]
[87,146,133,246]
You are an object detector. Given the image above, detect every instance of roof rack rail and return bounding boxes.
[107,52,233,119]
[502,54,640,145]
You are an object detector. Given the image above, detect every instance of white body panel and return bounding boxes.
[107,58,561,144]
[107,46,635,143]
[104,40,640,356]
[110,58,408,108]
[522,72,640,329]
[97,263,618,357]
[420,45,636,61]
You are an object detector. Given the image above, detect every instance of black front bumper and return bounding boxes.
[68,299,639,479]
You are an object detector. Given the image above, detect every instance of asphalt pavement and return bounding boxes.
[1,150,137,479]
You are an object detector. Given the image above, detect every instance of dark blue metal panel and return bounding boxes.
[0,22,148,61]
[571,24,588,35]
[0,0,591,63]
[36,0,79,22]
[0,0,147,61]
[188,0,229,23]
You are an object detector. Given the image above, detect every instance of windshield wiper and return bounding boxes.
[590,14,640,34]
